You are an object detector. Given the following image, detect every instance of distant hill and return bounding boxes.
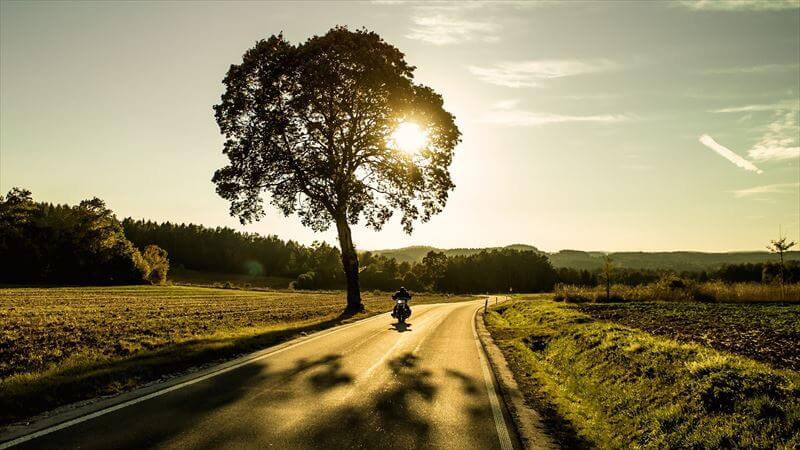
[371,245,800,271]
[369,244,540,264]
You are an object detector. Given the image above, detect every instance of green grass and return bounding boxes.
[485,296,800,449]
[0,285,475,425]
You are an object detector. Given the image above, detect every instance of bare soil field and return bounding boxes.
[576,302,800,371]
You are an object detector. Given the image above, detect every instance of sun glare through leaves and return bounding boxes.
[391,121,428,154]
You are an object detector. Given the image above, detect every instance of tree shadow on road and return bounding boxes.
[306,352,437,449]
[19,353,355,450]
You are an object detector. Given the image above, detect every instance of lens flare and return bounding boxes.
[391,122,428,153]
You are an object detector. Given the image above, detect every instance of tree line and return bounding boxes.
[122,219,305,277]
[554,261,800,287]
[4,187,796,293]
[122,217,558,293]
[0,188,168,285]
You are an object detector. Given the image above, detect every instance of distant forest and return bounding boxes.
[121,219,556,293]
[122,217,799,291]
[374,245,800,271]
[3,187,797,292]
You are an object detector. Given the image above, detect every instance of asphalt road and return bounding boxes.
[7,298,520,450]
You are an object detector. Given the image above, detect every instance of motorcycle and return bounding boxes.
[392,297,411,324]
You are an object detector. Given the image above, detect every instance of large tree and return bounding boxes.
[213,27,460,312]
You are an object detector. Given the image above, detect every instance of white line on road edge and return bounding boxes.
[0,312,390,449]
[472,300,515,450]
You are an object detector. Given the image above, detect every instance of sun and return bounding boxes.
[391,122,428,154]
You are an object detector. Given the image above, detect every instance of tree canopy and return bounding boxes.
[213,27,460,311]
[0,188,168,285]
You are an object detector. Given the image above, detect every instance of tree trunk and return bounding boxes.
[335,215,363,313]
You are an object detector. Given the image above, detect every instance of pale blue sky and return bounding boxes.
[1,0,798,251]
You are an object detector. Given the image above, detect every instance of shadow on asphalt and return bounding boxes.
[4,312,366,425]
[307,353,437,449]
[16,354,354,450]
[18,352,502,449]
[390,322,412,332]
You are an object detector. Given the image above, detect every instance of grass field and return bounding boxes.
[486,296,800,449]
[0,286,475,425]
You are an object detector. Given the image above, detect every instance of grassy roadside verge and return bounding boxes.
[485,296,800,449]
[0,286,475,426]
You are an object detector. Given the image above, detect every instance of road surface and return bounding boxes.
[6,298,520,449]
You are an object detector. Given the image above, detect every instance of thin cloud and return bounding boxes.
[711,100,800,162]
[482,103,628,126]
[710,99,799,113]
[468,59,617,88]
[698,134,763,174]
[406,15,499,45]
[732,182,799,198]
[703,63,799,74]
[748,111,800,161]
[680,0,800,11]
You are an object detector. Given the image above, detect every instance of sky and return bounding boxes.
[1,0,799,252]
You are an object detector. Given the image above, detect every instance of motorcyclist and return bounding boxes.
[391,286,412,319]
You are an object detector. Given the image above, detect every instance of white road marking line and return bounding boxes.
[0,312,390,449]
[472,300,514,450]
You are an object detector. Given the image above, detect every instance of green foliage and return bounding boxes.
[486,300,800,449]
[141,244,169,285]
[212,27,461,309]
[295,272,317,290]
[373,244,541,264]
[213,27,459,233]
[0,188,162,285]
[424,249,556,293]
[123,218,303,277]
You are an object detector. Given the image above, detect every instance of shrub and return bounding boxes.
[142,244,169,285]
[295,271,316,290]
